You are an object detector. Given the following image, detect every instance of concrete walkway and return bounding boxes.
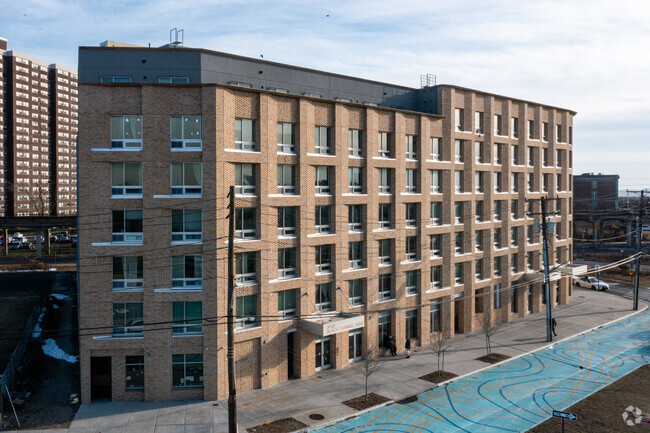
[8,286,642,433]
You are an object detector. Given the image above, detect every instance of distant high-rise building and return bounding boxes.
[573,173,619,211]
[0,37,77,217]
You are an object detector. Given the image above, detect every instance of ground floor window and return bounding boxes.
[172,354,203,387]
[349,328,362,362]
[511,283,518,313]
[405,309,418,340]
[430,301,441,333]
[125,356,144,390]
[378,311,391,348]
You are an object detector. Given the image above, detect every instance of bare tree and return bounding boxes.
[6,181,51,216]
[477,307,503,355]
[429,327,452,376]
[355,346,383,401]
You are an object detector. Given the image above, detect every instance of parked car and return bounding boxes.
[574,276,609,291]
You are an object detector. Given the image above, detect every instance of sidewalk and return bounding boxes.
[9,286,641,433]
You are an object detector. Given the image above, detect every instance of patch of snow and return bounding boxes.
[42,339,78,363]
[52,304,59,309]
[50,294,69,300]
[31,307,46,338]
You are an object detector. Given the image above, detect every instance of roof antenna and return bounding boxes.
[169,28,184,47]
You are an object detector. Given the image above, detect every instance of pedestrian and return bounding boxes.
[382,334,391,356]
[388,335,397,356]
[405,338,411,358]
[552,318,557,336]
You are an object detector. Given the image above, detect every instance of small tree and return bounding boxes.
[477,307,503,355]
[356,346,383,401]
[429,327,452,376]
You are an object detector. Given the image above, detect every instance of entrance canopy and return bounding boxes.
[521,270,562,283]
[302,312,364,337]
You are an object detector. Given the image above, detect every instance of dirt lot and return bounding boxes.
[528,364,650,432]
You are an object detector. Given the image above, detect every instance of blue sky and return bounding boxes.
[2,0,649,189]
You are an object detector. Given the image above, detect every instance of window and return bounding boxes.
[125,356,144,390]
[278,247,297,278]
[406,203,418,227]
[475,111,484,134]
[348,129,363,156]
[511,199,519,220]
[110,115,142,149]
[172,209,202,243]
[511,145,519,165]
[277,122,296,153]
[511,117,518,138]
[278,289,297,319]
[159,76,189,83]
[236,252,257,284]
[315,282,332,311]
[494,144,502,165]
[378,274,393,300]
[556,149,563,167]
[475,259,483,280]
[235,118,256,150]
[455,232,463,254]
[494,172,502,192]
[556,174,563,191]
[378,168,392,194]
[494,114,503,135]
[527,226,534,244]
[112,210,143,243]
[511,227,518,247]
[348,204,363,231]
[314,126,332,154]
[527,120,534,140]
[235,163,256,195]
[379,203,393,229]
[347,241,364,269]
[172,255,203,288]
[235,207,257,239]
[102,76,132,83]
[430,170,441,193]
[235,295,258,328]
[171,162,202,196]
[475,230,484,252]
[348,167,363,193]
[378,132,392,158]
[277,165,297,195]
[378,312,391,347]
[405,310,418,339]
[455,263,463,285]
[527,286,533,312]
[405,169,418,193]
[315,205,332,233]
[511,253,519,273]
[378,239,392,265]
[430,234,441,257]
[315,166,331,194]
[494,257,502,277]
[430,301,441,333]
[542,122,549,141]
[494,284,501,309]
[405,135,417,160]
[452,139,463,163]
[172,354,203,387]
[112,302,143,336]
[172,301,203,335]
[556,124,562,142]
[455,108,464,132]
[493,228,502,249]
[511,173,518,193]
[527,147,534,166]
[475,289,485,313]
[527,173,534,192]
[278,207,297,236]
[113,256,143,290]
[475,141,484,163]
[315,245,333,273]
[111,163,142,197]
[454,202,463,224]
[170,116,201,149]
[455,170,463,193]
[494,200,502,221]
[511,283,518,313]
[475,200,484,222]
[431,266,442,290]
[405,236,418,261]
[543,173,550,192]
[430,137,441,160]
[349,279,364,306]
[430,202,441,225]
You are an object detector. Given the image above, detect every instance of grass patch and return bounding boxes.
[419,370,458,384]
[246,417,308,433]
[476,353,510,364]
[342,393,391,411]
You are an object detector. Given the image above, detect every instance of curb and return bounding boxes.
[302,303,648,432]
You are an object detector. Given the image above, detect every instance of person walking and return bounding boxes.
[405,337,411,359]
[388,335,397,356]
[551,318,557,337]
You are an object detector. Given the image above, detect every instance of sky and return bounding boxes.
[2,0,649,190]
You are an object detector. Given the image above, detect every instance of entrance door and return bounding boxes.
[454,299,463,334]
[287,332,295,379]
[90,356,112,401]
[349,329,362,362]
[315,337,331,371]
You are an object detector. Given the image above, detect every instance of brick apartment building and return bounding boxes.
[78,42,575,402]
[0,37,77,217]
[573,173,619,211]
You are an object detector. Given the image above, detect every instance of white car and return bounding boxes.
[574,276,609,291]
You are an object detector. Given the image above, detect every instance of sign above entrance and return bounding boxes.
[302,313,365,337]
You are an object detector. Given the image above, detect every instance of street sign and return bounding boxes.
[553,410,577,421]
[595,265,600,279]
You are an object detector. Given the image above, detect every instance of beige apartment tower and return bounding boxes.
[77,44,575,402]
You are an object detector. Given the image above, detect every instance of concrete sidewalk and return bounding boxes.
[9,286,641,433]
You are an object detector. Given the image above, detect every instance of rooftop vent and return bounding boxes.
[420,73,437,88]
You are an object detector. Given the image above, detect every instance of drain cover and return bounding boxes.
[309,414,325,420]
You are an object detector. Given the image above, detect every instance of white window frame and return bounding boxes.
[235,118,256,151]
[170,116,202,150]
[111,162,142,197]
[110,115,142,149]
[171,162,202,196]
[172,255,203,289]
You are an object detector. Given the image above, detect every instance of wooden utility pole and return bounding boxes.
[227,185,238,432]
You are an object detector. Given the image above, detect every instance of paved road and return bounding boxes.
[317,309,650,433]
[603,280,650,304]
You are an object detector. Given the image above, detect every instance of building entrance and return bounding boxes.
[349,329,362,362]
[90,356,112,401]
[315,336,331,370]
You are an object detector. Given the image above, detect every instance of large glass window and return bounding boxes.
[378,168,392,194]
[454,108,464,132]
[315,245,333,273]
[349,279,364,306]
[315,166,331,194]
[378,239,392,265]
[348,129,363,156]
[430,301,441,333]
[235,163,256,195]
[430,137,441,160]
[455,170,463,193]
[405,310,418,339]
[430,170,441,193]
[348,167,363,193]
[378,274,392,300]
[278,289,297,318]
[172,301,203,335]
[406,270,419,295]
[348,241,364,268]
[277,122,296,153]
[430,234,441,257]
[315,205,332,233]
[314,126,332,154]
[430,202,441,225]
[235,207,257,239]
[277,165,296,194]
[405,135,417,160]
[125,356,144,390]
[171,162,202,196]
[379,203,392,229]
[172,255,203,288]
[378,311,391,347]
[455,263,463,285]
[112,210,143,243]
[112,302,143,336]
[378,132,392,157]
[405,236,418,261]
[112,256,143,290]
[235,118,256,150]
[348,204,363,232]
[406,203,418,227]
[172,354,203,387]
[111,163,142,196]
[278,247,297,278]
[172,209,202,243]
[235,295,258,328]
[278,207,297,236]
[170,116,201,149]
[406,169,418,193]
[110,115,142,149]
[454,140,463,162]
[431,265,442,289]
[235,252,257,284]
[315,283,332,311]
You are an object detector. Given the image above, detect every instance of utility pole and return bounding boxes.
[634,190,644,311]
[227,185,238,432]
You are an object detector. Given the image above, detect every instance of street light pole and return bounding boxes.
[633,190,644,311]
[227,185,238,432]
[540,197,553,343]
